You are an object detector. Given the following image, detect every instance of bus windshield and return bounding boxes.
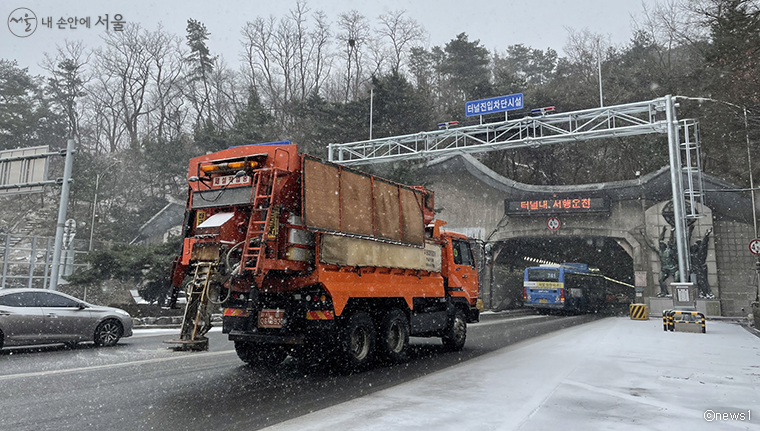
[527,268,560,282]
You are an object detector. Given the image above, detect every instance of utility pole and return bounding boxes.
[49,138,76,290]
[597,47,604,108]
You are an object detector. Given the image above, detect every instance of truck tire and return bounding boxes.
[442,309,467,351]
[235,341,287,368]
[376,309,409,364]
[339,311,376,371]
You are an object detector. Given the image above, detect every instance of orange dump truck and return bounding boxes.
[167,141,481,369]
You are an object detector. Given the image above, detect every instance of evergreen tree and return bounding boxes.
[193,117,229,154]
[0,60,66,151]
[228,87,273,147]
[439,33,492,103]
[371,71,433,138]
[47,58,87,139]
[185,19,216,124]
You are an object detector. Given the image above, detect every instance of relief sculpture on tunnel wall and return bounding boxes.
[643,226,678,297]
[689,226,714,299]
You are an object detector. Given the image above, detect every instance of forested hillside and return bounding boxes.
[1,0,758,246]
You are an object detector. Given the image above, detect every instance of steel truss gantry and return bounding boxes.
[329,98,673,165]
[328,95,705,286]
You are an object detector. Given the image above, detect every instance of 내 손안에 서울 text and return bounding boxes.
[7,8,125,38]
[703,409,751,422]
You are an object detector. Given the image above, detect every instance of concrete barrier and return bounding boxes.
[629,304,648,320]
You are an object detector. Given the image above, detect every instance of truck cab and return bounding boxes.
[437,225,481,323]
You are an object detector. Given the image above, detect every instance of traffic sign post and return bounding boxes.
[749,239,760,256]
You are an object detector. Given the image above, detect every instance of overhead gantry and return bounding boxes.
[328,95,704,287]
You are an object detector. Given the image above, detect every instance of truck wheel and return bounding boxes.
[234,341,287,368]
[442,309,467,351]
[339,311,376,371]
[376,309,409,364]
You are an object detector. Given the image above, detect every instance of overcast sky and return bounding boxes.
[4,0,656,76]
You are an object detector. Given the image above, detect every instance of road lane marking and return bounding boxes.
[0,349,236,381]
[472,315,546,327]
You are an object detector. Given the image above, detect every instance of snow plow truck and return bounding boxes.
[167,141,481,370]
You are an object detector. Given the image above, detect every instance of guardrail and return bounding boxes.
[662,309,706,333]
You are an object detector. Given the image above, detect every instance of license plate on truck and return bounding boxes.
[539,298,548,303]
[258,309,284,328]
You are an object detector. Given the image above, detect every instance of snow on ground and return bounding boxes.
[264,318,760,431]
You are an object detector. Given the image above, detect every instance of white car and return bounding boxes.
[0,288,133,349]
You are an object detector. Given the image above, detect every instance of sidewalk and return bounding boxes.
[264,317,760,431]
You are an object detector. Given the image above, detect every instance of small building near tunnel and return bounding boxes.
[424,154,758,317]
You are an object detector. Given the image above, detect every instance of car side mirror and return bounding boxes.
[78,302,87,310]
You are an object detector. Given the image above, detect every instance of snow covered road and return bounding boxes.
[265,318,760,430]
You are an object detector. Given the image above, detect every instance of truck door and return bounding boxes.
[449,238,479,300]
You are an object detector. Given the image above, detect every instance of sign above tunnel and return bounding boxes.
[465,93,523,117]
[505,196,610,216]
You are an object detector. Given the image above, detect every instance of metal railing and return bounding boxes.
[0,234,89,289]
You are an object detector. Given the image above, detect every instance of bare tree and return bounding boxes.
[378,10,425,74]
[143,25,187,142]
[562,28,613,106]
[632,0,708,74]
[241,4,334,132]
[86,76,126,153]
[310,10,333,97]
[94,23,153,149]
[241,17,278,108]
[288,2,334,100]
[208,57,243,132]
[337,10,370,102]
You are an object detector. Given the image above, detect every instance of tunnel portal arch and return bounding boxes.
[425,154,751,316]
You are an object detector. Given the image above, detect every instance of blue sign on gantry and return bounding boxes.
[465,93,524,117]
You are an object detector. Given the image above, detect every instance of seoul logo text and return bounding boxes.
[8,8,37,37]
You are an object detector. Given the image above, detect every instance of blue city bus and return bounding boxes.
[523,263,633,314]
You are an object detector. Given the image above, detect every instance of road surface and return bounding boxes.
[0,312,597,430]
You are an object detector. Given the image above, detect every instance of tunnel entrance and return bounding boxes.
[487,236,634,311]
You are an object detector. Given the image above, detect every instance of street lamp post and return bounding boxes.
[88,160,120,251]
[741,106,758,241]
[88,172,102,251]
